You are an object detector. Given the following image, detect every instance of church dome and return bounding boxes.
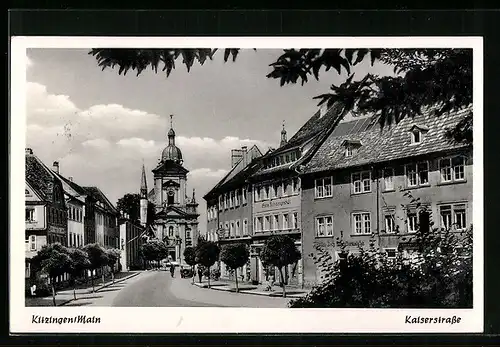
[162,145,183,162]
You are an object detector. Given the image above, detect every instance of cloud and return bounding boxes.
[26,82,267,235]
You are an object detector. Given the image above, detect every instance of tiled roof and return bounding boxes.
[82,186,119,215]
[272,103,346,154]
[303,106,472,174]
[25,154,56,202]
[54,172,87,203]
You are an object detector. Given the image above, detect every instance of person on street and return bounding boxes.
[170,264,175,278]
[197,266,203,283]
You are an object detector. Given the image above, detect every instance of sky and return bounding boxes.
[26,48,394,234]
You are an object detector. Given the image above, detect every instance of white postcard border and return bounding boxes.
[10,36,484,334]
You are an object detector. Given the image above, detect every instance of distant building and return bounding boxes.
[82,187,120,249]
[25,148,67,276]
[140,115,199,264]
[119,213,147,271]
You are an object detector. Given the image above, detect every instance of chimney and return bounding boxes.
[25,148,33,155]
[52,161,60,174]
[231,149,244,168]
[241,146,248,167]
[68,177,73,182]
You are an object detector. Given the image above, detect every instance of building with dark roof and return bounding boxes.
[25,149,68,277]
[203,145,263,281]
[299,106,473,287]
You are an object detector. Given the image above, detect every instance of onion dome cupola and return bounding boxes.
[161,115,183,164]
[280,120,288,147]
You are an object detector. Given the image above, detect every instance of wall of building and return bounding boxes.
[25,204,46,231]
[120,221,144,271]
[67,201,85,248]
[301,149,473,287]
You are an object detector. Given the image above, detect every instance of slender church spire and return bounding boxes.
[192,188,196,203]
[168,114,176,145]
[280,120,288,147]
[140,161,148,198]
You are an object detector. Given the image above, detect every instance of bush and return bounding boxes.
[210,268,221,281]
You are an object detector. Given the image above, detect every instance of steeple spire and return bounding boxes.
[168,114,176,145]
[192,188,196,203]
[140,161,148,198]
[280,120,288,147]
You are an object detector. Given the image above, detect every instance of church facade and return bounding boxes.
[140,116,199,264]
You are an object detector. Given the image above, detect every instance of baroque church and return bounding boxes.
[139,115,199,264]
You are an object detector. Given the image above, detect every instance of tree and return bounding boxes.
[105,248,121,283]
[140,239,168,269]
[90,48,472,144]
[83,243,108,292]
[261,235,301,298]
[117,193,140,223]
[220,243,250,293]
[68,248,91,300]
[31,243,72,306]
[195,241,220,288]
[183,246,197,284]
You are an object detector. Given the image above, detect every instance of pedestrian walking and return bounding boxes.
[170,264,175,277]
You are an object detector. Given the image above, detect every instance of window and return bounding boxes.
[242,187,247,204]
[218,196,223,210]
[411,130,422,144]
[30,235,36,251]
[229,192,234,208]
[315,177,333,198]
[236,220,240,236]
[316,216,333,237]
[283,214,289,230]
[257,217,263,232]
[273,215,280,230]
[345,146,353,157]
[405,162,429,187]
[439,156,466,183]
[254,188,259,202]
[353,213,371,235]
[243,219,248,236]
[385,248,397,259]
[282,181,289,197]
[25,208,35,222]
[273,183,279,198]
[383,168,395,191]
[265,216,271,231]
[264,185,270,200]
[384,214,396,233]
[187,230,191,239]
[230,221,235,236]
[407,212,418,233]
[167,191,175,205]
[292,178,299,194]
[168,226,174,237]
[292,212,298,229]
[352,171,371,194]
[440,203,468,231]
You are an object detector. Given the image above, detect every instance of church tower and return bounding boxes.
[280,120,288,147]
[140,162,148,226]
[149,115,199,263]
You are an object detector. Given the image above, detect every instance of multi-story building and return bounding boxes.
[247,106,345,286]
[203,145,263,280]
[52,162,87,248]
[83,187,120,249]
[299,106,473,287]
[25,148,67,277]
[119,213,146,271]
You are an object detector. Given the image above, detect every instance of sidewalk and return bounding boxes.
[25,271,141,307]
[191,278,309,298]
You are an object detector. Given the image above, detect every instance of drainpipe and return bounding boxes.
[372,165,381,251]
[294,165,305,289]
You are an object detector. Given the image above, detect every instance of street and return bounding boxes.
[60,271,291,308]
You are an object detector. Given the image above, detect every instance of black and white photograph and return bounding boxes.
[10,37,483,333]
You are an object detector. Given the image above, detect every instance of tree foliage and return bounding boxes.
[90,48,472,144]
[68,248,91,300]
[139,239,168,269]
[83,243,108,291]
[290,194,473,308]
[220,243,250,292]
[183,246,196,266]
[195,241,220,288]
[117,193,140,222]
[261,235,301,298]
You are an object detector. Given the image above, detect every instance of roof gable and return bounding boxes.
[25,181,43,202]
[25,155,57,202]
[83,186,118,215]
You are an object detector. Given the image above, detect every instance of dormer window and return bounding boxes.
[341,140,361,158]
[409,125,429,145]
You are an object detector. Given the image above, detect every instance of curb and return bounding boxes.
[193,281,308,299]
[58,272,141,306]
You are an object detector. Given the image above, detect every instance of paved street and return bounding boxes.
[58,271,291,307]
